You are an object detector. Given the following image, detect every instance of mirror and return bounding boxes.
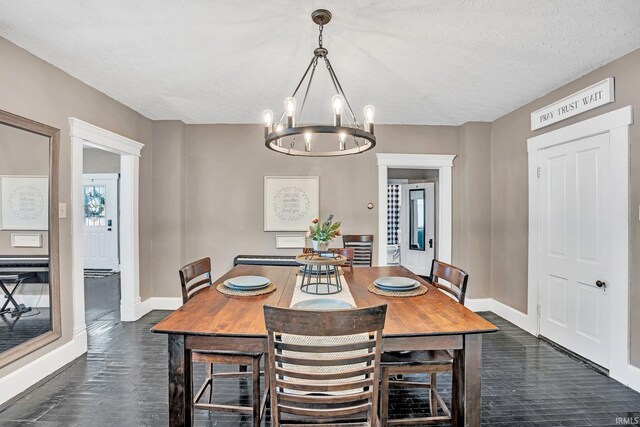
[409,189,425,251]
[0,110,60,368]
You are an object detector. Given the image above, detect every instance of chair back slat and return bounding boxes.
[179,257,212,304]
[342,235,374,266]
[275,365,375,381]
[430,259,469,304]
[265,305,385,336]
[264,305,386,426]
[275,338,375,353]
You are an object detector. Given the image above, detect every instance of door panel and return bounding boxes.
[538,132,610,368]
[400,183,435,276]
[83,174,119,271]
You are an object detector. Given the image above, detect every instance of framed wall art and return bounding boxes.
[0,175,49,230]
[264,176,319,231]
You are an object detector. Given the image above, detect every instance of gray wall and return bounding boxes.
[0,124,49,255]
[83,148,120,173]
[490,48,640,365]
[153,123,493,301]
[0,36,155,376]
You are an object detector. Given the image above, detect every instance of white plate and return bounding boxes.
[292,299,354,311]
[374,282,420,292]
[226,275,270,288]
[374,276,417,288]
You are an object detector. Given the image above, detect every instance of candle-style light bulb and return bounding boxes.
[284,97,296,128]
[363,105,375,134]
[339,132,347,151]
[275,123,284,147]
[262,109,273,137]
[331,94,344,127]
[304,132,312,152]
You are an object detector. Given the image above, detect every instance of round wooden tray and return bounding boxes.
[295,253,347,266]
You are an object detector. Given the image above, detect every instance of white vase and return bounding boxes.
[313,240,330,252]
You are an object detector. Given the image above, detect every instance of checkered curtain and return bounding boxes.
[387,185,400,245]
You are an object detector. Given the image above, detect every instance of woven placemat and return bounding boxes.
[367,283,428,297]
[216,282,277,297]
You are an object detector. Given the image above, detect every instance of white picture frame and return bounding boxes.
[275,235,307,249]
[0,175,49,230]
[264,176,319,231]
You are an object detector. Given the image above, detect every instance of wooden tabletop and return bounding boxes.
[151,265,498,337]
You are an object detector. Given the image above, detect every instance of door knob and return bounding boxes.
[428,238,433,248]
[596,280,607,289]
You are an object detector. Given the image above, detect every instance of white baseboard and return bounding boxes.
[466,297,532,333]
[463,298,492,312]
[134,297,182,320]
[611,363,640,394]
[0,336,85,405]
[490,298,534,334]
[7,294,50,308]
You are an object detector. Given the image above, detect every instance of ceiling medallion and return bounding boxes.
[263,9,376,157]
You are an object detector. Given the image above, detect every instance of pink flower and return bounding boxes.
[311,217,320,224]
[306,231,312,237]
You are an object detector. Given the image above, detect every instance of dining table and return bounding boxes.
[151,264,498,427]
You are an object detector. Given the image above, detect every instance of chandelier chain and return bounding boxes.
[318,24,323,48]
[297,57,319,122]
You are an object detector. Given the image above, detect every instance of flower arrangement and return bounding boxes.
[307,214,341,251]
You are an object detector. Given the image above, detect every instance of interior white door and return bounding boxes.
[400,183,435,276]
[538,132,610,368]
[83,174,119,271]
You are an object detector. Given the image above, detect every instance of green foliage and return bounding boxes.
[309,214,341,242]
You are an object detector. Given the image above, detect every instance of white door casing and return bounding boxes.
[538,133,610,367]
[83,174,119,271]
[70,117,144,351]
[527,105,635,391]
[377,154,455,267]
[400,183,435,276]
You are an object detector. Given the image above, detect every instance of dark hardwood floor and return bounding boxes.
[0,283,51,353]
[0,296,638,425]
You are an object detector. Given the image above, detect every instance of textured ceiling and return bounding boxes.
[1,1,640,125]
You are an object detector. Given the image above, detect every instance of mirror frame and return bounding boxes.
[0,110,61,368]
[408,188,426,251]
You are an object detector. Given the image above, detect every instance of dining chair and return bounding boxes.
[264,304,387,427]
[342,235,374,266]
[379,259,469,426]
[179,257,267,426]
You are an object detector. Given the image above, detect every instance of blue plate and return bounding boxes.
[225,275,270,290]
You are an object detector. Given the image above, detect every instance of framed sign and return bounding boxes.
[0,176,49,230]
[275,235,306,249]
[264,176,319,231]
[530,77,614,131]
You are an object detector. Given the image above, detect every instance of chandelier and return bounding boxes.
[263,9,376,157]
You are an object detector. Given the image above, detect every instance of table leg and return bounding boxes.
[452,334,482,427]
[168,334,192,427]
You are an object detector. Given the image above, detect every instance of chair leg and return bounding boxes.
[380,367,390,427]
[252,357,261,427]
[208,363,214,404]
[429,373,437,417]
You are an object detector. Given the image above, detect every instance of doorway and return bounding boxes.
[377,153,455,267]
[401,182,436,276]
[527,106,632,387]
[83,173,119,271]
[70,118,144,357]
